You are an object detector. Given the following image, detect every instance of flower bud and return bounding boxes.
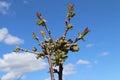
[40,30,46,37]
[81,27,90,38]
[13,46,20,52]
[32,32,38,40]
[70,45,79,52]
[36,12,42,19]
[37,19,46,26]
[67,24,73,30]
[36,52,43,59]
[68,4,74,11]
[32,47,37,52]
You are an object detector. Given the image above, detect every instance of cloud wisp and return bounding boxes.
[86,43,95,48]
[63,63,76,75]
[23,0,32,4]
[0,28,24,45]
[44,78,51,80]
[0,1,10,15]
[0,52,47,80]
[93,60,98,64]
[100,52,109,57]
[77,59,91,65]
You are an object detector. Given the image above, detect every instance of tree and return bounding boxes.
[14,4,89,80]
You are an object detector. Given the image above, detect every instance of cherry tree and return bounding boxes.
[14,4,89,80]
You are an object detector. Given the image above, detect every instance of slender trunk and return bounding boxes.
[47,55,55,80]
[58,64,63,80]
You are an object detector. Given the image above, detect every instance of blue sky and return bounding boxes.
[0,0,120,80]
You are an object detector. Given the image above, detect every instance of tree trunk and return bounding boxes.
[58,64,63,80]
[48,55,55,80]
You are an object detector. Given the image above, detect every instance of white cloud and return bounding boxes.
[0,28,8,41]
[86,43,95,48]
[77,59,91,65]
[4,35,24,45]
[0,52,48,80]
[44,77,51,80]
[63,63,76,75]
[1,72,24,80]
[53,63,76,76]
[100,52,109,57]
[0,28,24,45]
[0,1,10,15]
[94,60,98,64]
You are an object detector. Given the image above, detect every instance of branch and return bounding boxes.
[36,38,44,48]
[47,54,55,80]
[53,69,59,74]
[62,18,71,38]
[44,24,54,42]
[63,4,75,38]
[14,46,37,54]
[75,27,90,43]
[48,69,59,74]
[32,32,44,48]
[36,12,54,42]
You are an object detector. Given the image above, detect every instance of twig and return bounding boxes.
[44,24,54,42]
[63,17,71,38]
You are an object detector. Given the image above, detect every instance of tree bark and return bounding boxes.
[58,64,63,80]
[48,55,55,80]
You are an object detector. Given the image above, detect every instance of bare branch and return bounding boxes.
[44,24,54,42]
[63,4,75,38]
